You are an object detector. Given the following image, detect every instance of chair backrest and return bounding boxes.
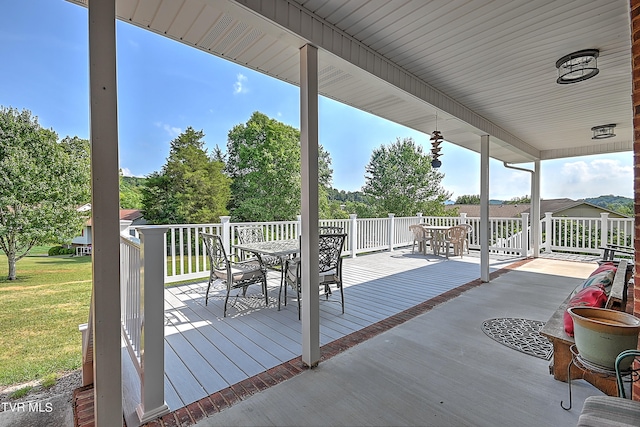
[236,226,266,244]
[446,225,467,241]
[201,233,229,271]
[409,224,425,238]
[318,233,346,273]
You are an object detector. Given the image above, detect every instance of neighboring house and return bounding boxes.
[445,203,529,218]
[72,207,146,254]
[445,198,630,219]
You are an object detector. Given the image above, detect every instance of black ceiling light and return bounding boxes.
[430,112,443,168]
[556,49,599,84]
[591,124,616,139]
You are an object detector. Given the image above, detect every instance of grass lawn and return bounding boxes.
[0,253,92,386]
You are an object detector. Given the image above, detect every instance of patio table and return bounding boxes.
[420,225,451,256]
[233,239,300,296]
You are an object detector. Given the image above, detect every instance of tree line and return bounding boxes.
[127,111,450,223]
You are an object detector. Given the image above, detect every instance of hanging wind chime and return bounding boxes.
[430,113,443,168]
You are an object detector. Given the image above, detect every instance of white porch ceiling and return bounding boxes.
[69,0,633,164]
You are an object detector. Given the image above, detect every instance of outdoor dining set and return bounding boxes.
[408,223,471,258]
[200,226,346,318]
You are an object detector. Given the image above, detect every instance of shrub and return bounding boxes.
[47,246,74,256]
[48,246,63,256]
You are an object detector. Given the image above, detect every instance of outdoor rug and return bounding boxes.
[481,318,553,360]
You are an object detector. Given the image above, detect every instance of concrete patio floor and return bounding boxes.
[191,257,601,427]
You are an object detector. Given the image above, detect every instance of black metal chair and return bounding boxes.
[236,225,281,270]
[281,233,347,320]
[201,232,268,317]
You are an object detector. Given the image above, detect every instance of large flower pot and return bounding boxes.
[568,307,640,370]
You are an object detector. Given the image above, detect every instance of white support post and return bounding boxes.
[297,215,302,236]
[459,213,467,225]
[543,213,553,252]
[480,135,490,282]
[88,0,123,424]
[531,160,541,257]
[521,213,529,258]
[136,228,170,423]
[416,213,423,224]
[349,214,357,258]
[221,216,231,254]
[300,44,320,367]
[600,213,610,247]
[388,213,395,251]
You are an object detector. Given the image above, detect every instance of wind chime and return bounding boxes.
[430,113,443,168]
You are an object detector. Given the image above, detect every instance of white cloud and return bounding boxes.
[233,73,248,94]
[544,158,633,198]
[120,167,145,178]
[154,121,182,138]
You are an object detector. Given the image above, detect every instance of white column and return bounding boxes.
[300,44,320,367]
[531,160,541,257]
[88,0,122,424]
[220,216,231,254]
[349,214,357,258]
[520,213,530,258]
[136,228,170,422]
[388,213,395,251]
[600,213,610,247]
[543,213,553,252]
[480,135,490,282]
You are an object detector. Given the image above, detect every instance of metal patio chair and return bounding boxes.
[236,225,281,270]
[201,232,268,317]
[281,233,347,320]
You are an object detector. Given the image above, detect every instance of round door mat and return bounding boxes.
[481,318,553,360]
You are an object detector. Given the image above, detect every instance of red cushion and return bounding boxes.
[563,285,608,337]
[589,262,616,278]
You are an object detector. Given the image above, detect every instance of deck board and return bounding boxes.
[162,249,518,411]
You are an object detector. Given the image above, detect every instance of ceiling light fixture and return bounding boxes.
[556,49,599,84]
[591,124,616,139]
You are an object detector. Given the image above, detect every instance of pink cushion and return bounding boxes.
[589,262,616,278]
[563,285,608,337]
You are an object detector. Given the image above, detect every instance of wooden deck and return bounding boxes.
[159,249,521,411]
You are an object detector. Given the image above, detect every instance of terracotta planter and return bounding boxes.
[568,307,640,370]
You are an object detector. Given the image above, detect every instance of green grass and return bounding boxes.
[25,245,54,256]
[0,254,92,386]
[9,386,33,399]
[41,372,57,388]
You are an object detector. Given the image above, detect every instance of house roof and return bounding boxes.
[85,209,143,226]
[445,198,629,219]
[67,0,632,164]
[445,204,529,218]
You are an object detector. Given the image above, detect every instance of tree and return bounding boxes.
[119,172,145,209]
[455,194,481,204]
[0,107,90,280]
[505,195,530,204]
[226,111,333,221]
[141,127,231,224]
[362,137,451,217]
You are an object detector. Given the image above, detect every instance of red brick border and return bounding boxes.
[73,258,532,427]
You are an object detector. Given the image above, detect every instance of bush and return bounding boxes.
[48,246,63,256]
[47,246,74,256]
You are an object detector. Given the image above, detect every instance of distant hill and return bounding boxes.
[585,195,632,207]
[585,195,633,216]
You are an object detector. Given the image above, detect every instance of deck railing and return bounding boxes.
[128,212,634,284]
[119,230,170,424]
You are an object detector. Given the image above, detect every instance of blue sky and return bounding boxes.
[0,1,633,200]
